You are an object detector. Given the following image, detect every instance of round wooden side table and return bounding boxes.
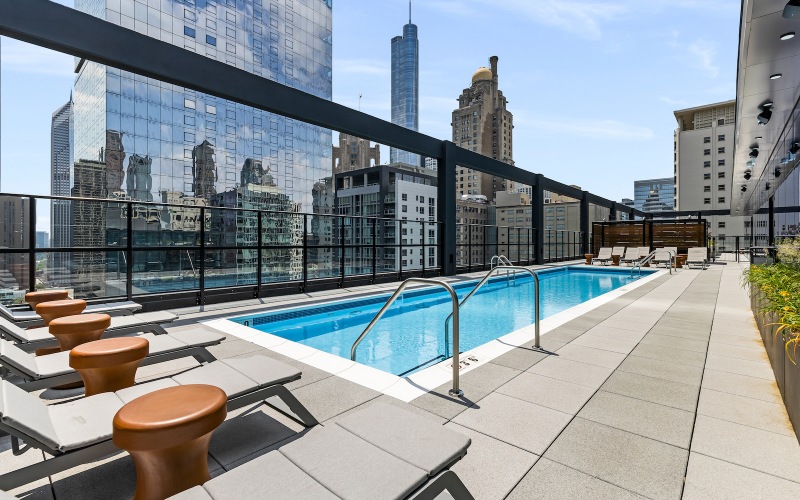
[113,385,227,500]
[584,253,593,265]
[69,338,149,396]
[24,290,69,310]
[36,299,86,326]
[48,313,111,351]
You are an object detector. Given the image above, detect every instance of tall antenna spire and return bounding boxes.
[409,1,411,23]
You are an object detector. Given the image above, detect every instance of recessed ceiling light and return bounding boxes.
[770,73,783,80]
[781,32,796,40]
[755,136,763,140]
[762,101,774,108]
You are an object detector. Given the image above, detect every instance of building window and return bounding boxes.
[718,147,725,154]
[703,161,711,167]
[704,186,711,192]
[718,159,725,166]
[718,221,726,228]
[718,134,725,141]
[184,26,196,38]
[206,35,216,46]
[718,172,725,178]
[718,119,725,126]
[401,193,407,201]
[703,137,711,143]
[704,198,711,204]
[704,173,711,180]
[704,149,711,155]
[718,184,725,191]
[718,197,725,203]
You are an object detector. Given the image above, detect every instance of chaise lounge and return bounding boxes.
[168,402,474,500]
[0,329,224,391]
[0,354,317,490]
[0,300,142,326]
[591,247,613,265]
[686,247,709,269]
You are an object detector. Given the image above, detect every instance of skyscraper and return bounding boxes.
[390,4,420,166]
[50,96,74,282]
[452,56,515,202]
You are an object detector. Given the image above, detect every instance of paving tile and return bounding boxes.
[206,338,265,359]
[577,391,694,448]
[457,362,522,393]
[653,318,713,332]
[600,370,700,412]
[0,437,52,499]
[708,332,763,349]
[526,356,614,388]
[704,353,775,380]
[697,388,795,437]
[50,453,138,500]
[683,452,800,500]
[543,418,688,500]
[230,350,332,390]
[570,334,638,354]
[551,344,626,369]
[489,345,553,371]
[629,343,707,368]
[639,333,708,353]
[497,372,596,414]
[647,324,710,341]
[582,325,647,342]
[700,369,783,405]
[453,393,572,455]
[707,342,769,363]
[541,328,586,344]
[597,318,654,333]
[410,384,486,420]
[507,458,647,500]
[290,374,380,422]
[445,422,539,500]
[691,415,800,482]
[617,355,704,386]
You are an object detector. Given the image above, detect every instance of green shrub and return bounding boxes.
[743,261,800,364]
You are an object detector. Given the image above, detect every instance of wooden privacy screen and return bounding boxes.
[592,220,706,255]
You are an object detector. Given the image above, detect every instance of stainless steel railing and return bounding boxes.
[630,249,675,276]
[444,266,541,356]
[350,278,463,396]
[490,255,513,269]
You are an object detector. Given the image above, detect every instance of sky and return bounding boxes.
[0,0,741,212]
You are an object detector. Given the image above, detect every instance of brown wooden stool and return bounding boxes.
[25,290,69,310]
[69,338,149,396]
[36,299,86,326]
[113,385,227,500]
[584,253,593,265]
[48,313,111,351]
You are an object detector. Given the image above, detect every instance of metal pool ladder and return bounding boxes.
[490,255,513,269]
[350,278,464,397]
[630,249,675,277]
[444,266,541,357]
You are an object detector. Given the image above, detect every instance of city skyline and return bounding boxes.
[2,0,740,213]
[389,3,420,166]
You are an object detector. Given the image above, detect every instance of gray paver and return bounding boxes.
[290,373,380,422]
[697,388,795,437]
[569,334,638,354]
[617,355,704,386]
[691,415,800,481]
[453,392,572,455]
[683,452,800,500]
[489,345,552,371]
[543,418,688,500]
[496,372,596,414]
[639,333,708,353]
[601,370,700,412]
[506,458,647,500]
[527,356,614,388]
[630,343,707,368]
[445,423,539,500]
[551,343,626,369]
[700,369,783,404]
[577,391,695,448]
[704,353,775,380]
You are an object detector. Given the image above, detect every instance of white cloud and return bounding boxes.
[688,39,719,78]
[523,118,655,141]
[333,58,389,76]
[658,96,688,107]
[1,38,75,77]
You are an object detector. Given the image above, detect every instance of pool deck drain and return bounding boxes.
[3,262,798,499]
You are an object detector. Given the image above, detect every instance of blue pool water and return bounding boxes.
[232,267,651,376]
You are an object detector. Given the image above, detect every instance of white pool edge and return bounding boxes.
[202,267,667,403]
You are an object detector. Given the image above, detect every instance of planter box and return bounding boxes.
[750,287,800,444]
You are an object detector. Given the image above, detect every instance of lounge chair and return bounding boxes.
[651,248,674,268]
[611,246,625,258]
[0,330,223,391]
[168,402,473,500]
[0,354,318,490]
[686,247,708,269]
[620,248,640,266]
[0,300,142,326]
[638,247,651,259]
[0,311,177,351]
[592,247,613,265]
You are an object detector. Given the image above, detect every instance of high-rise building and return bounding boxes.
[674,101,745,236]
[50,96,74,281]
[71,0,333,295]
[452,56,514,202]
[332,134,380,174]
[0,196,31,293]
[390,9,420,167]
[633,178,674,213]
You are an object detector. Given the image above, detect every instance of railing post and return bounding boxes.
[340,217,346,287]
[532,174,544,265]
[399,220,404,281]
[768,195,775,247]
[199,206,205,305]
[126,201,133,300]
[372,217,377,282]
[437,141,457,276]
[302,214,308,292]
[468,223,472,272]
[28,197,36,293]
[580,191,590,256]
[421,220,426,277]
[256,211,263,297]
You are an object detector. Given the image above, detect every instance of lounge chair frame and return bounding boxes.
[0,375,317,491]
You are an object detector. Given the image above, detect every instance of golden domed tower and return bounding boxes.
[452,56,515,202]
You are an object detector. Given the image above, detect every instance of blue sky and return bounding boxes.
[1,0,740,209]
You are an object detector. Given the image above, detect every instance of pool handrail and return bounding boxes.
[490,255,513,269]
[444,266,540,356]
[350,278,464,397]
[631,249,675,276]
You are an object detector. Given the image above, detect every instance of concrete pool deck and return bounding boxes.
[2,262,798,499]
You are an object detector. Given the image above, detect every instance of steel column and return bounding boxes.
[28,198,36,293]
[126,202,133,300]
[769,196,775,246]
[438,141,457,275]
[580,191,590,255]
[532,174,545,265]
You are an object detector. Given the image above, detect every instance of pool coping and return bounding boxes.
[202,265,668,402]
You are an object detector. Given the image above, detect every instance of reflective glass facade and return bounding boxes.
[633,178,674,213]
[390,21,419,167]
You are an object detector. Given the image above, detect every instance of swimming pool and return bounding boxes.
[231,266,653,376]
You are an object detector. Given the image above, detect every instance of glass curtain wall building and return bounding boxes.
[633,178,675,213]
[50,96,74,284]
[68,0,333,296]
[389,14,419,167]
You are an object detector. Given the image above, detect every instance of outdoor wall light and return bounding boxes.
[791,142,800,154]
[770,73,783,80]
[758,108,773,124]
[741,185,748,192]
[775,167,782,177]
[750,148,759,158]
[781,32,796,40]
[744,170,752,180]
[784,0,800,19]
[766,182,772,191]
[755,136,763,140]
